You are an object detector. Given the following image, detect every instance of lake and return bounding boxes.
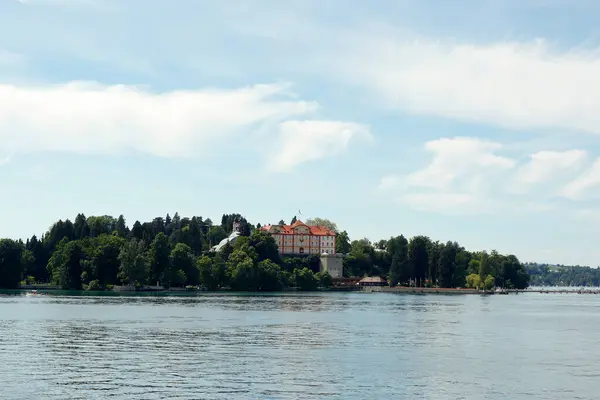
[1,291,599,399]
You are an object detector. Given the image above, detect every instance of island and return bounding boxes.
[0,213,531,292]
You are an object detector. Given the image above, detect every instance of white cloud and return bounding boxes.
[0,155,10,166]
[0,81,320,159]
[405,137,515,190]
[327,36,600,135]
[268,120,371,172]
[385,137,516,214]
[517,150,587,184]
[406,137,515,196]
[381,137,594,215]
[512,150,587,194]
[561,158,600,200]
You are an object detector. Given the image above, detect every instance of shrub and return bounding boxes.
[87,280,101,291]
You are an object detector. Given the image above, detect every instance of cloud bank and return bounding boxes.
[327,36,600,135]
[269,120,371,172]
[0,81,367,169]
[381,137,597,214]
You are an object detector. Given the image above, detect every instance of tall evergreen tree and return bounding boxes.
[408,236,430,287]
[116,215,128,237]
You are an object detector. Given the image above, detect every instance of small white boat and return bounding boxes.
[25,290,39,297]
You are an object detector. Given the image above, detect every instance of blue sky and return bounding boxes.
[1,0,600,266]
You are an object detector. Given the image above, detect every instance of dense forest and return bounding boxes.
[525,263,600,287]
[0,213,530,291]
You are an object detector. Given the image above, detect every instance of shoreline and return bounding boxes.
[2,286,504,296]
[362,286,499,295]
[8,285,600,297]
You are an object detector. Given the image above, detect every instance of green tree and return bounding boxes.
[246,230,281,263]
[172,213,181,230]
[227,249,252,268]
[344,250,373,277]
[438,241,459,288]
[181,217,205,254]
[453,249,470,287]
[466,274,481,289]
[479,251,490,285]
[90,235,125,285]
[212,254,228,289]
[147,233,171,285]
[87,215,117,237]
[116,215,128,237]
[172,270,187,286]
[501,255,530,289]
[151,217,166,237]
[131,221,144,241]
[428,241,442,286]
[21,249,35,281]
[73,213,90,239]
[468,258,480,275]
[197,256,218,290]
[317,271,333,288]
[87,280,101,291]
[228,253,259,291]
[408,236,430,287]
[44,219,75,251]
[335,231,351,254]
[207,225,228,249]
[257,259,284,291]
[0,239,25,289]
[305,217,338,233]
[293,267,318,290]
[47,238,68,285]
[170,243,199,286]
[164,213,173,236]
[118,239,147,285]
[52,241,84,290]
[388,235,409,286]
[237,219,252,237]
[484,275,495,290]
[25,235,49,282]
[375,240,387,250]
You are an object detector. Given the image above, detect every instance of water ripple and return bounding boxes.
[1,292,600,399]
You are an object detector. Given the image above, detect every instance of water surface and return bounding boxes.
[1,292,598,399]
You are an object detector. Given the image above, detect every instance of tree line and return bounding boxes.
[525,263,600,287]
[0,213,530,290]
[338,234,529,290]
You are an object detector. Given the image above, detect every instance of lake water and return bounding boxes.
[1,291,599,399]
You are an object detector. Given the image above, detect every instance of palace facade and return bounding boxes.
[260,220,336,255]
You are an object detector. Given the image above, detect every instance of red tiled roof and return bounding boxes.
[308,226,335,236]
[260,220,336,236]
[290,220,307,229]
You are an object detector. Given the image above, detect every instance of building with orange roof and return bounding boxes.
[260,220,337,256]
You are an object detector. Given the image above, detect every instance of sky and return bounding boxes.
[1,0,600,266]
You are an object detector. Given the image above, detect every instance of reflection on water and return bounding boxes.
[1,292,600,399]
